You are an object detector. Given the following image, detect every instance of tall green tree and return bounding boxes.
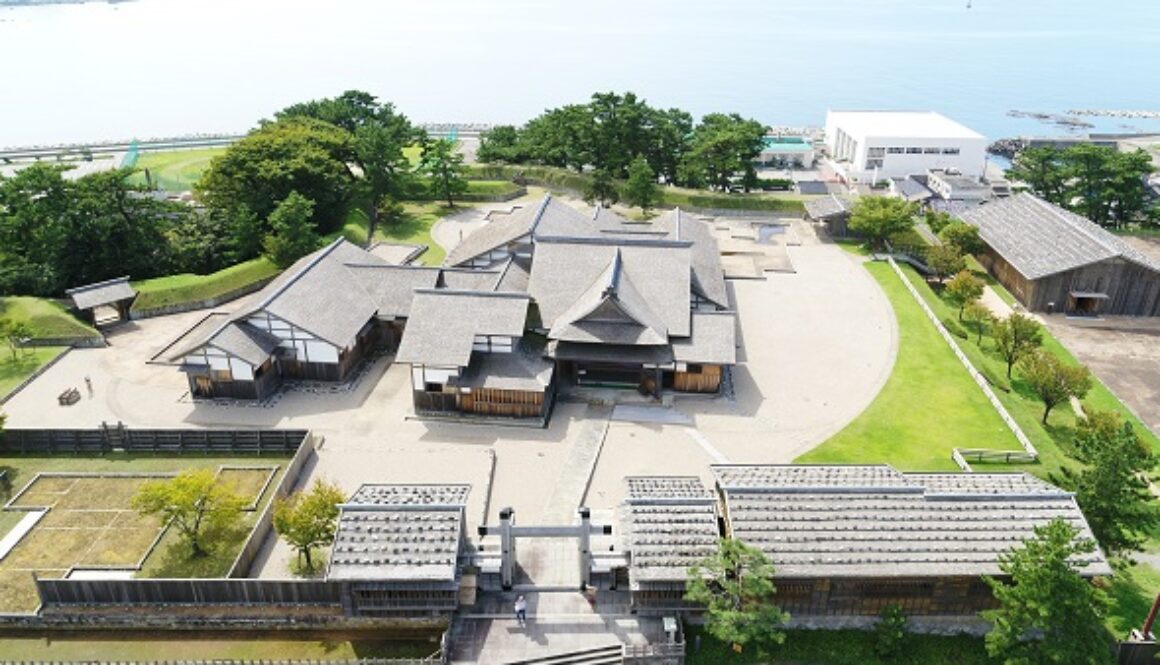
[944,269,985,318]
[982,518,1111,665]
[1008,144,1153,227]
[963,300,996,344]
[277,91,422,245]
[584,168,619,208]
[273,479,345,574]
[1,321,32,362]
[263,192,320,268]
[476,125,525,164]
[681,113,766,191]
[419,138,468,207]
[993,312,1043,379]
[685,539,788,657]
[1059,411,1159,559]
[1007,146,1068,205]
[197,117,353,237]
[927,244,967,284]
[132,469,245,558]
[938,221,984,255]
[1018,349,1092,424]
[622,155,660,213]
[847,197,918,250]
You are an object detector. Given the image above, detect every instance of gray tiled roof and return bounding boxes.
[622,476,720,585]
[327,484,468,582]
[672,311,737,365]
[713,464,1111,578]
[893,177,934,201]
[345,264,440,319]
[529,237,692,338]
[804,195,852,220]
[456,338,555,391]
[548,249,669,346]
[439,268,502,291]
[960,193,1160,281]
[443,195,591,266]
[395,290,530,367]
[209,323,282,366]
[66,276,137,311]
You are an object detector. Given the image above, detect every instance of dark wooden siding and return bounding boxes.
[980,246,1160,316]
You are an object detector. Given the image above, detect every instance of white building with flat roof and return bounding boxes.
[824,111,987,183]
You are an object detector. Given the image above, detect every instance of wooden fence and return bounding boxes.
[36,578,343,606]
[0,427,309,455]
[3,657,440,665]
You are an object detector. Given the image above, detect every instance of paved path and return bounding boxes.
[543,404,611,522]
[979,285,1015,318]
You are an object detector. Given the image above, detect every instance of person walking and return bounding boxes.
[514,594,528,627]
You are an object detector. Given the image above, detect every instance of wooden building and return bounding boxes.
[962,193,1160,316]
[66,276,137,326]
[327,484,470,617]
[395,290,554,421]
[804,195,854,238]
[624,465,1111,617]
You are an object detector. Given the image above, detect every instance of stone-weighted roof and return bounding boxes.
[712,464,1111,578]
[622,476,720,586]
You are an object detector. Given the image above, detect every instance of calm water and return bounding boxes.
[2,0,1159,147]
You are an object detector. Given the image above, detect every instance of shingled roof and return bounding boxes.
[443,195,591,267]
[548,249,669,346]
[713,464,1111,578]
[960,193,1160,280]
[395,290,531,367]
[804,195,852,221]
[66,276,137,311]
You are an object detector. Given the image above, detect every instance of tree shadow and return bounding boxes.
[143,522,251,578]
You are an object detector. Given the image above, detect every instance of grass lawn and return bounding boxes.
[0,297,98,340]
[0,454,290,612]
[127,148,225,192]
[0,347,65,400]
[797,262,1019,471]
[131,257,280,313]
[685,626,995,665]
[0,633,437,660]
[341,201,483,266]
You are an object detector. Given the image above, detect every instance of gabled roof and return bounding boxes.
[804,195,852,221]
[712,464,1111,578]
[344,264,440,319]
[395,290,531,367]
[529,237,692,338]
[66,276,137,311]
[960,193,1160,281]
[548,249,668,346]
[165,313,281,367]
[443,195,591,266]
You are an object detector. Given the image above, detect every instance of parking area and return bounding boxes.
[1044,316,1160,437]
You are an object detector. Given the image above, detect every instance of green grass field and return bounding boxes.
[131,257,280,313]
[0,347,65,400]
[341,201,487,266]
[797,262,1020,470]
[0,634,436,661]
[128,148,226,192]
[0,455,289,612]
[0,297,98,340]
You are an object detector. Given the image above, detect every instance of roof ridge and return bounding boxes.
[65,275,132,295]
[1025,194,1119,253]
[412,288,530,299]
[251,237,346,313]
[528,194,553,233]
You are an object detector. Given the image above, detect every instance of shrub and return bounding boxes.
[874,605,908,658]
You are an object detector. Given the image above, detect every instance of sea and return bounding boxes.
[1,0,1159,148]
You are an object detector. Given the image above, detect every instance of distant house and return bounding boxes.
[926,169,989,203]
[624,465,1110,616]
[756,135,815,168]
[824,111,987,184]
[961,194,1160,316]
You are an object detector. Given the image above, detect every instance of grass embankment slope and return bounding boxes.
[0,635,434,661]
[131,257,280,313]
[128,148,226,192]
[686,625,995,665]
[797,261,1019,470]
[0,297,97,339]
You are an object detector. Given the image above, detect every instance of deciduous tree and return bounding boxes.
[1,321,32,362]
[263,192,319,268]
[982,519,1111,665]
[420,138,468,207]
[993,312,1043,379]
[680,113,766,191]
[938,221,984,255]
[847,197,917,250]
[927,244,967,284]
[132,469,245,558]
[962,300,996,343]
[273,479,345,573]
[622,155,660,213]
[685,539,788,657]
[944,269,985,318]
[584,168,619,208]
[1018,349,1092,424]
[1007,146,1068,205]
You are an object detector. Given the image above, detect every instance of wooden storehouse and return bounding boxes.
[961,193,1160,316]
[623,465,1111,617]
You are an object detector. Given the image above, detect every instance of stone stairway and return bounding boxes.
[500,644,622,665]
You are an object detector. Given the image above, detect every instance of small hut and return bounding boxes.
[65,276,137,326]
